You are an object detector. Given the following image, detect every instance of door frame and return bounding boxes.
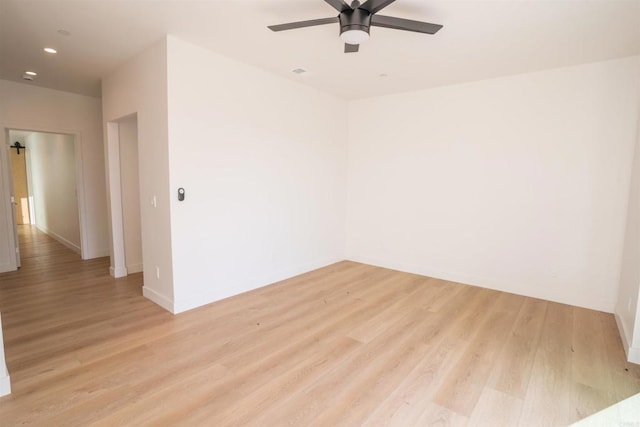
[105,113,140,278]
[0,124,90,271]
[1,140,20,268]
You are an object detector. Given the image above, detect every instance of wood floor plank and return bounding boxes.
[487,297,547,399]
[413,402,469,427]
[468,387,523,427]
[519,302,575,426]
[0,225,638,425]
[572,307,614,401]
[432,292,524,417]
[362,325,468,424]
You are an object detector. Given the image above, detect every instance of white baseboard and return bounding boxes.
[0,369,10,397]
[0,313,10,397]
[36,225,81,255]
[126,263,143,274]
[173,256,343,314]
[628,346,640,365]
[0,261,16,274]
[615,312,631,355]
[345,255,614,313]
[614,312,640,364]
[143,286,174,313]
[109,266,127,278]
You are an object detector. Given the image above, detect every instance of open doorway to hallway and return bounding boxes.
[6,129,82,267]
[9,134,31,227]
[104,114,143,278]
[117,115,143,275]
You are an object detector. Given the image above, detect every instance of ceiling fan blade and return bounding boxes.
[344,43,359,53]
[358,0,396,14]
[371,14,443,34]
[324,0,352,12]
[268,17,339,32]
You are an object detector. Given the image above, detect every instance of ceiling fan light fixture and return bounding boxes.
[267,0,443,53]
[340,29,370,44]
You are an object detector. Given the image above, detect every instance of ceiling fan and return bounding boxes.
[268,0,443,53]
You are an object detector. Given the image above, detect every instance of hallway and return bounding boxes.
[8,224,86,274]
[0,225,166,423]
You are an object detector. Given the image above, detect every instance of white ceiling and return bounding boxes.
[1,0,639,100]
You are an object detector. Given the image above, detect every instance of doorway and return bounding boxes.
[118,115,143,274]
[105,114,143,277]
[4,129,84,268]
[9,139,31,226]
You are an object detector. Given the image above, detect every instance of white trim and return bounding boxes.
[0,262,14,273]
[0,131,18,273]
[71,132,90,260]
[0,372,10,398]
[346,255,615,313]
[143,286,174,313]
[614,312,640,364]
[173,256,343,314]
[615,312,631,353]
[109,265,127,278]
[105,120,127,280]
[36,224,81,255]
[0,313,11,397]
[126,263,143,274]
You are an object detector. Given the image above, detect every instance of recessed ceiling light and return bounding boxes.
[25,71,37,76]
[57,29,71,36]
[379,73,388,78]
[44,47,57,54]
[292,68,307,75]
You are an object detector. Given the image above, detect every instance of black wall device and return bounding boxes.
[178,188,185,201]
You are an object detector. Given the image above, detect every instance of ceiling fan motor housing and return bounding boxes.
[267,0,444,53]
[339,8,372,36]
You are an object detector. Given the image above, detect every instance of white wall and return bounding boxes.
[616,102,640,363]
[102,38,174,310]
[166,36,348,313]
[347,56,640,313]
[0,79,108,269]
[26,132,80,252]
[118,116,143,273]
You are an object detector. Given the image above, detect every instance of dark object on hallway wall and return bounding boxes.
[11,142,24,155]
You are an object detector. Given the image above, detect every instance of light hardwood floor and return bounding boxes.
[0,225,639,426]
